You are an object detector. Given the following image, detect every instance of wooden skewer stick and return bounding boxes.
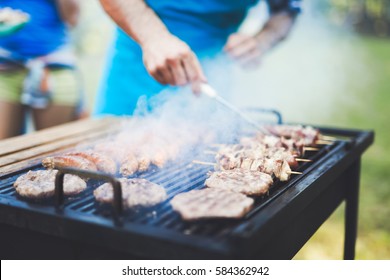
[192,160,216,167]
[315,140,334,145]
[296,158,312,162]
[303,147,320,152]
[288,171,303,175]
[320,135,338,141]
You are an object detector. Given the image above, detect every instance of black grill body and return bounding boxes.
[0,127,374,259]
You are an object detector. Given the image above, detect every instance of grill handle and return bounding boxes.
[243,107,283,124]
[54,167,123,226]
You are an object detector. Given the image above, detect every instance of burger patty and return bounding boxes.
[93,178,167,208]
[205,169,273,196]
[13,170,87,199]
[170,188,254,220]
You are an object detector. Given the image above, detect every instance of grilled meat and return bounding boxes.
[66,151,117,174]
[14,170,86,199]
[171,188,254,220]
[93,178,167,208]
[42,155,97,171]
[241,135,304,157]
[216,143,298,169]
[265,125,320,146]
[93,119,214,175]
[216,150,292,181]
[257,158,291,182]
[205,169,273,196]
[119,154,139,177]
[137,154,151,172]
[119,152,152,177]
[119,148,172,176]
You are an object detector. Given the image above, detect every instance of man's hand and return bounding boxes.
[100,0,206,90]
[224,12,296,69]
[224,33,264,69]
[141,34,206,87]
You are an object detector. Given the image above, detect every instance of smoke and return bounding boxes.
[229,1,370,125]
[130,86,245,146]
[131,1,369,130]
[104,76,258,175]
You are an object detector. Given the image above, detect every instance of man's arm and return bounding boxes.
[99,0,205,87]
[225,1,300,68]
[57,0,80,28]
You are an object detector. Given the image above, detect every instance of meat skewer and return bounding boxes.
[264,125,321,147]
[214,143,300,169]
[212,139,304,181]
[240,135,305,157]
[205,150,311,163]
[193,158,301,181]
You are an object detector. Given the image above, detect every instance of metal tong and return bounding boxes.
[199,83,268,134]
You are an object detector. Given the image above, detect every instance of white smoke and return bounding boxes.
[133,1,369,129]
[230,1,369,125]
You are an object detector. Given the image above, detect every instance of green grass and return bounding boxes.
[295,36,390,259]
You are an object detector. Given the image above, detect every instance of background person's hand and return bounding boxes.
[141,34,206,88]
[224,33,266,69]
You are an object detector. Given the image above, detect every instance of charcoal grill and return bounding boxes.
[0,116,374,259]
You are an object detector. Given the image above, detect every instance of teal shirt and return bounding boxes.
[145,0,258,52]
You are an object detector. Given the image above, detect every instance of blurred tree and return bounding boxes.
[317,0,390,37]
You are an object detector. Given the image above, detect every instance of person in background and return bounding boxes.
[0,0,84,140]
[96,0,302,116]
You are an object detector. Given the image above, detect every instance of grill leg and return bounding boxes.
[343,160,361,260]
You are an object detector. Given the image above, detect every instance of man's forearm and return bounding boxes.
[57,0,80,27]
[255,11,296,53]
[99,0,171,46]
[99,0,206,87]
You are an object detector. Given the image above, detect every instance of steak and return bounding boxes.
[170,188,254,220]
[205,169,273,196]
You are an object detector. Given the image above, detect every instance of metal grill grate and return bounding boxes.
[0,139,339,239]
[0,125,375,259]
